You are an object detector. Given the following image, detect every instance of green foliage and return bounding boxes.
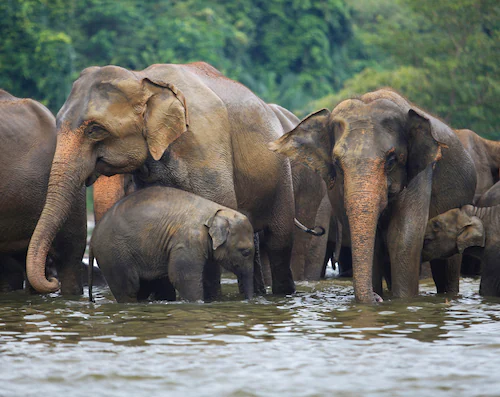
[311,0,500,138]
[0,0,498,138]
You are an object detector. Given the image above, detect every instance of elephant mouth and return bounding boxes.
[85,172,100,187]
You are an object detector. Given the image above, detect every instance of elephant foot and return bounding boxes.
[373,292,383,303]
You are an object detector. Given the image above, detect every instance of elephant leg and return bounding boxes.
[387,164,434,298]
[203,259,221,302]
[259,233,272,286]
[304,197,331,280]
[338,247,353,277]
[52,187,87,296]
[138,276,176,301]
[261,230,295,295]
[169,254,204,302]
[0,255,25,292]
[430,254,461,295]
[372,230,384,298]
[99,260,141,303]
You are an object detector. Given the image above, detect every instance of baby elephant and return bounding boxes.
[422,205,500,296]
[88,186,255,303]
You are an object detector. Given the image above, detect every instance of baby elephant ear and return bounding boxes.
[457,215,485,253]
[204,210,230,251]
[143,78,189,161]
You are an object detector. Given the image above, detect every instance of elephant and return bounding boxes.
[422,204,500,297]
[88,186,255,303]
[268,103,330,281]
[0,89,86,295]
[26,62,295,296]
[455,129,500,276]
[455,129,500,201]
[270,88,477,303]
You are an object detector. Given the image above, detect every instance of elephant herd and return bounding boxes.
[1,62,499,304]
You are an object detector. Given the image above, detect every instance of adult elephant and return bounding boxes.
[27,62,295,296]
[0,89,86,294]
[270,89,476,303]
[454,129,500,276]
[455,129,500,201]
[268,104,330,281]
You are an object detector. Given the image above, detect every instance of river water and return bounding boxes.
[1,275,500,397]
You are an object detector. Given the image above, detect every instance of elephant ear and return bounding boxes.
[143,78,189,161]
[204,210,230,251]
[406,109,446,181]
[268,109,339,189]
[456,213,485,253]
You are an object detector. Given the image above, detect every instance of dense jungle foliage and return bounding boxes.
[1,0,498,138]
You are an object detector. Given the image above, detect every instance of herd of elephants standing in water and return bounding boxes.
[1,62,499,304]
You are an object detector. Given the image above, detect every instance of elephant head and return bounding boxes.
[27,65,189,293]
[422,206,485,261]
[204,209,255,299]
[269,89,445,303]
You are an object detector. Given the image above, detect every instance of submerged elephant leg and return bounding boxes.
[261,230,295,295]
[304,196,331,280]
[168,252,204,302]
[431,254,461,295]
[0,255,25,292]
[203,259,221,302]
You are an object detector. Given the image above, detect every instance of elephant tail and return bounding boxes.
[294,218,326,237]
[88,246,95,303]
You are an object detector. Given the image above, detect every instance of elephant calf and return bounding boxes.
[422,205,500,297]
[88,186,255,303]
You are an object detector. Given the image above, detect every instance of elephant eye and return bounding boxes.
[385,152,398,172]
[86,124,110,141]
[432,220,441,231]
[240,248,251,257]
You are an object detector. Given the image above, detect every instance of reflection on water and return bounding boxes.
[1,277,500,397]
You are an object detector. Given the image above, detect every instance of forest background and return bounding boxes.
[1,0,498,138]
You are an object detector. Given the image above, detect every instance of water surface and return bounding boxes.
[1,276,500,397]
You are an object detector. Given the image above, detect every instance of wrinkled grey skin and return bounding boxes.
[270,89,476,303]
[461,182,500,277]
[0,89,86,294]
[423,205,500,297]
[268,104,331,281]
[477,181,500,207]
[455,129,500,201]
[89,186,255,303]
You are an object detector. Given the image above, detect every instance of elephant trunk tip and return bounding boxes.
[31,276,60,294]
[294,218,326,236]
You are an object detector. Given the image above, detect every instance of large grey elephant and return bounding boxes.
[270,89,476,303]
[89,186,254,303]
[27,62,295,296]
[0,89,86,294]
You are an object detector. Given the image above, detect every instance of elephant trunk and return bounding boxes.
[27,131,93,293]
[241,269,254,300]
[344,162,387,303]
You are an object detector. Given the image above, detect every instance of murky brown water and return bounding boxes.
[1,276,500,397]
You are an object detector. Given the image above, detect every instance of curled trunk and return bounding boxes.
[27,132,92,293]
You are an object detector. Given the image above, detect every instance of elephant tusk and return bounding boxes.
[294,218,326,236]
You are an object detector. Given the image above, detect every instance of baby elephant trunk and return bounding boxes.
[238,269,254,300]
